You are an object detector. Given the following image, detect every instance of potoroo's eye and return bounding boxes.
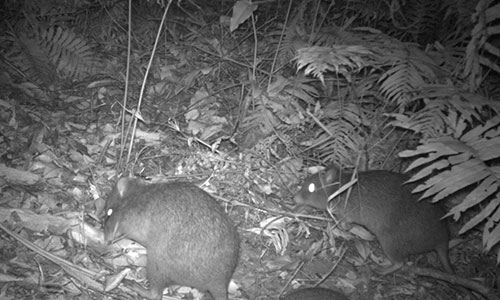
[308,183,316,193]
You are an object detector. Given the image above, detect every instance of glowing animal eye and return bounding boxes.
[308,183,316,193]
[107,208,113,216]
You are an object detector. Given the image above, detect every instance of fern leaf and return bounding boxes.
[295,45,376,83]
[483,201,500,253]
[379,62,425,105]
[15,34,56,85]
[309,102,367,165]
[398,116,500,237]
[40,26,97,80]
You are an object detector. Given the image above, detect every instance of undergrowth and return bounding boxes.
[1,0,499,269]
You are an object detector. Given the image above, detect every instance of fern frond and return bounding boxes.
[40,26,97,80]
[295,46,377,83]
[378,62,425,106]
[463,0,500,89]
[8,26,98,85]
[17,34,58,85]
[399,115,500,243]
[309,102,368,165]
[387,84,500,138]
